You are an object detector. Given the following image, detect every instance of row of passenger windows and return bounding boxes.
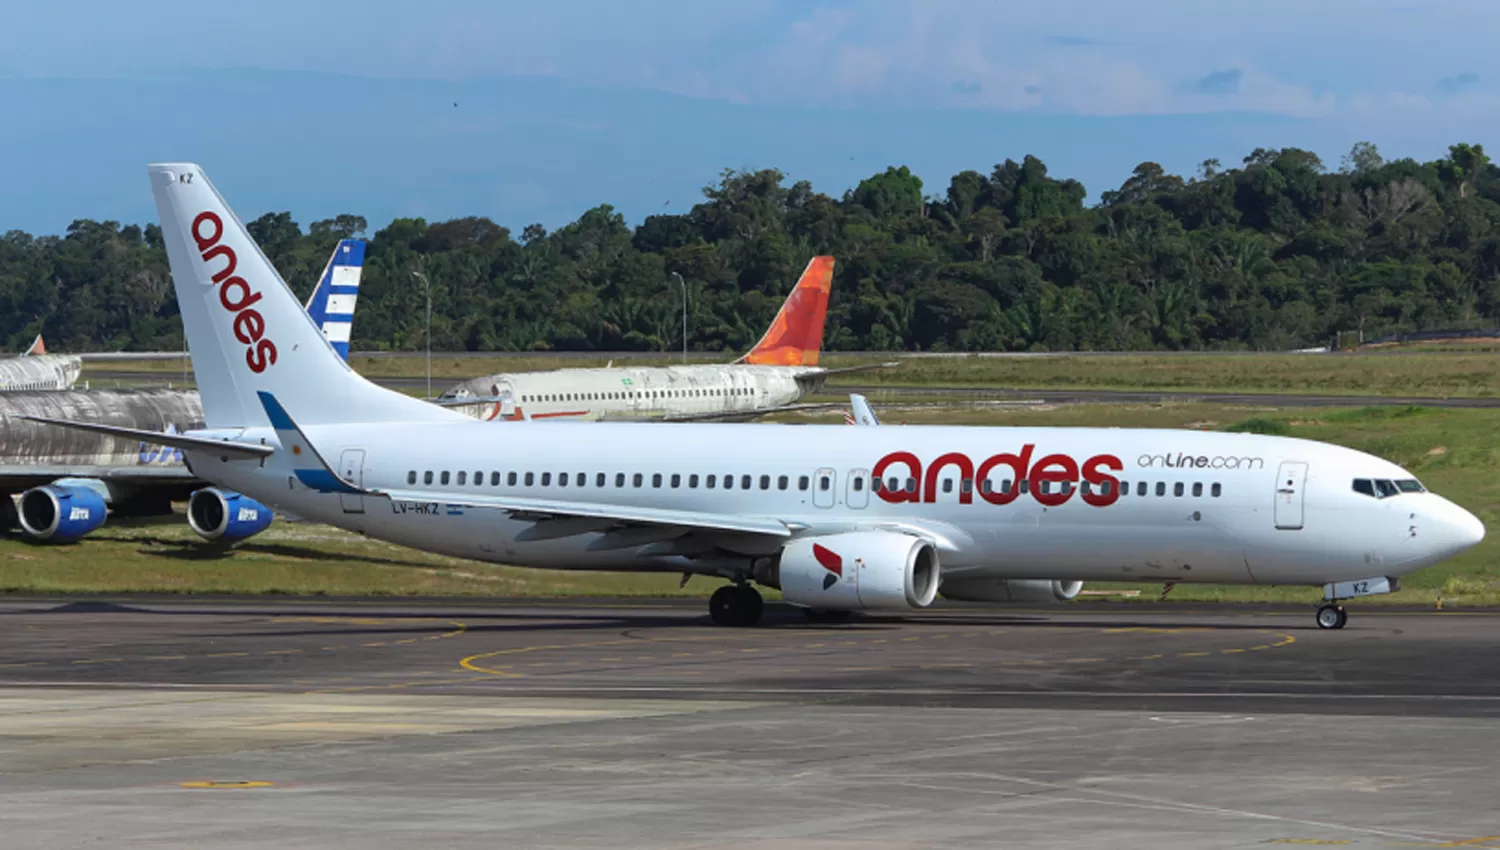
[403,468,1223,499]
[1352,478,1425,499]
[522,387,757,404]
[874,477,1223,498]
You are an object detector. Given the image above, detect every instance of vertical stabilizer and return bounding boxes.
[22,334,45,356]
[741,256,835,366]
[304,239,366,360]
[148,164,460,428]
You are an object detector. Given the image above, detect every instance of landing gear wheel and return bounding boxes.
[803,608,853,624]
[1315,604,1348,630]
[709,585,764,627]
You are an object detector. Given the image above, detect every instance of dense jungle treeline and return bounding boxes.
[2,141,1498,353]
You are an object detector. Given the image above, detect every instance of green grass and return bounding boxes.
[90,350,1500,398]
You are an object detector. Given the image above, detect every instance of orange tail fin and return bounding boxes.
[741,256,834,366]
[22,334,45,356]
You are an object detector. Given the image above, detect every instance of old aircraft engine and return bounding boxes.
[186,488,273,543]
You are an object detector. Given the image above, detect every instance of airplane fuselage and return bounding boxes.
[190,420,1481,588]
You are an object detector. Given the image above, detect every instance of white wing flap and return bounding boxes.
[375,488,791,538]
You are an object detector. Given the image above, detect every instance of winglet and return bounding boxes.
[741,256,835,367]
[256,391,361,493]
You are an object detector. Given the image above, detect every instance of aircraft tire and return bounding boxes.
[709,585,763,627]
[1315,604,1347,630]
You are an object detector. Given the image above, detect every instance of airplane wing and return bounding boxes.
[18,416,275,460]
[0,464,199,491]
[257,390,790,540]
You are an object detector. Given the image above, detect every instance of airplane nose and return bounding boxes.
[1435,498,1486,554]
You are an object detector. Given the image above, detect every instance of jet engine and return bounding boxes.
[941,578,1084,604]
[760,531,941,610]
[187,488,273,543]
[17,485,108,542]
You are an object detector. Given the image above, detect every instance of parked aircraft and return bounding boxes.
[30,164,1485,633]
[437,256,892,421]
[0,336,82,391]
[1,239,364,543]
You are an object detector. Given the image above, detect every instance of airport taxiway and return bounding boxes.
[2,598,1498,848]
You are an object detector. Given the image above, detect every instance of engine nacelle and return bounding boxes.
[187,488,273,542]
[769,531,941,611]
[941,578,1084,604]
[17,485,108,542]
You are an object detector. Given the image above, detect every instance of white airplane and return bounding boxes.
[437,256,893,422]
[28,164,1485,633]
[3,239,365,544]
[0,335,82,391]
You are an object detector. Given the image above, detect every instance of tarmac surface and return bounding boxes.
[3,597,1499,848]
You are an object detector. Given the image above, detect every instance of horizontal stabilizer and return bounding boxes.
[19,416,274,459]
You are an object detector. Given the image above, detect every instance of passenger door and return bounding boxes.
[338,449,365,514]
[1274,461,1308,530]
[813,467,837,509]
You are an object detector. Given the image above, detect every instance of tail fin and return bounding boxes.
[22,334,45,356]
[740,256,834,367]
[148,164,460,428]
[304,239,365,361]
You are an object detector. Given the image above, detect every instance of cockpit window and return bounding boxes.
[1355,477,1415,499]
[1374,479,1399,498]
[1396,479,1426,493]
[1352,479,1375,497]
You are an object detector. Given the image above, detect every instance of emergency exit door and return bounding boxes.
[1274,461,1307,530]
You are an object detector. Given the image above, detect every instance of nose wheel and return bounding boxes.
[709,584,764,627]
[1315,604,1348,630]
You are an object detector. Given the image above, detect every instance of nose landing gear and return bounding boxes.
[1315,604,1348,630]
[709,584,764,627]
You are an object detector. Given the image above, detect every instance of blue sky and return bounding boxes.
[1,1,1495,235]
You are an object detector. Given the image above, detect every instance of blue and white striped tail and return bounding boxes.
[304,239,365,361]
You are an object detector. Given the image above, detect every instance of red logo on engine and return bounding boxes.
[813,543,842,590]
[193,212,277,373]
[872,446,1123,507]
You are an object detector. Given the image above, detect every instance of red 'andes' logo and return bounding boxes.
[193,212,277,373]
[872,446,1123,508]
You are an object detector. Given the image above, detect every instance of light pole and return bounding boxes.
[670,271,687,362]
[411,270,432,399]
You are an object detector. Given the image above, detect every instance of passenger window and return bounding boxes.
[760,475,770,490]
[778,475,788,490]
[541,472,552,486]
[559,473,569,486]
[457,471,467,485]
[524,472,535,486]
[441,471,451,485]
[407,471,417,485]
[577,472,585,487]
[741,475,752,489]
[1173,482,1184,497]
[942,479,954,494]
[1018,480,1028,494]
[1119,480,1128,495]
[706,474,717,488]
[633,473,644,488]
[1211,483,1222,497]
[961,479,973,494]
[1192,482,1203,497]
[906,478,917,494]
[652,473,662,488]
[1060,481,1073,495]
[799,476,810,491]
[472,470,482,485]
[491,472,500,486]
[689,474,700,488]
[724,475,734,490]
[1099,480,1113,496]
[1081,481,1092,496]
[669,474,679,488]
[1137,481,1147,497]
[1155,482,1166,497]
[597,473,606,487]
[508,472,518,486]
[616,473,625,487]
[820,476,831,491]
[852,477,863,492]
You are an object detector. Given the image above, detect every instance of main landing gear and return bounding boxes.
[1315,604,1348,630]
[709,584,764,627]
